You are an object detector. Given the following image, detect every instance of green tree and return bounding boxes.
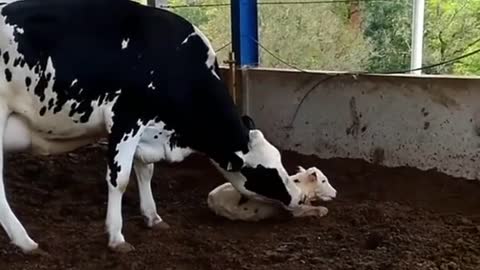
[168,1,372,71]
[168,0,211,27]
[167,0,231,63]
[167,1,372,71]
[362,0,480,75]
[132,0,147,5]
[452,50,480,75]
[257,1,372,71]
[425,0,480,74]
[362,0,412,73]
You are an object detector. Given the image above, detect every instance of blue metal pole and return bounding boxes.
[231,0,259,67]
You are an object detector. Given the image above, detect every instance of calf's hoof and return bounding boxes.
[110,242,135,253]
[316,206,329,217]
[25,247,50,257]
[152,221,170,230]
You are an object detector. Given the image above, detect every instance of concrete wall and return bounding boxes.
[230,68,480,180]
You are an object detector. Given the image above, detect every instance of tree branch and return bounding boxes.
[452,37,480,56]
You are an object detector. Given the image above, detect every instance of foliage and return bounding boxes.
[452,47,480,75]
[167,0,231,63]
[257,2,372,71]
[361,0,412,72]
[132,0,148,5]
[169,0,212,27]
[362,0,480,75]
[425,0,480,74]
[167,0,372,71]
[159,0,480,75]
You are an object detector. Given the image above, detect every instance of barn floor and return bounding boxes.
[0,146,479,270]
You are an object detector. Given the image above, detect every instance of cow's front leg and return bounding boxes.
[133,160,169,229]
[105,126,145,253]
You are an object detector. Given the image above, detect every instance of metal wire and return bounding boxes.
[215,42,232,52]
[163,0,388,9]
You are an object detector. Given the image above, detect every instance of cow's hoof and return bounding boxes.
[110,242,135,253]
[152,221,170,230]
[25,247,50,257]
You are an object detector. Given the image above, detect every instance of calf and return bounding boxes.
[207,166,337,221]
[0,0,307,253]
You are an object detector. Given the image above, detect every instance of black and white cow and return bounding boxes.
[0,0,306,253]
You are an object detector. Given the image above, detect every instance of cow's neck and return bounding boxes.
[159,94,249,168]
[177,124,249,169]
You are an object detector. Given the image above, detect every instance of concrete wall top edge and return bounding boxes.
[218,66,480,81]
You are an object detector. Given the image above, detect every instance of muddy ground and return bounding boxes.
[0,145,479,270]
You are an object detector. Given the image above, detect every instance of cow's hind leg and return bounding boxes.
[133,160,169,229]
[104,115,148,253]
[0,110,39,253]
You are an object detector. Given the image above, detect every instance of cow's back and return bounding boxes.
[0,0,206,139]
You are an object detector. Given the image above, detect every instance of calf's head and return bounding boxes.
[213,116,305,210]
[291,166,337,203]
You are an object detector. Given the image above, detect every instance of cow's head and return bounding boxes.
[212,116,305,210]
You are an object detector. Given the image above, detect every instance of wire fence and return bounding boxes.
[253,37,480,75]
[162,0,389,9]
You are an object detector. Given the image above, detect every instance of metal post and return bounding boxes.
[410,0,425,74]
[231,0,259,67]
[224,52,237,104]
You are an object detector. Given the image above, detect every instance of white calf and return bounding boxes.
[207,166,337,221]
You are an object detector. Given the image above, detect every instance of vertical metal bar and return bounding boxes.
[230,52,237,104]
[231,0,259,67]
[224,52,237,104]
[410,0,425,74]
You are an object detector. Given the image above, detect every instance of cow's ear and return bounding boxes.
[241,115,256,130]
[226,153,244,172]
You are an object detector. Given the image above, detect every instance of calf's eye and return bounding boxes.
[294,179,300,183]
[322,180,326,183]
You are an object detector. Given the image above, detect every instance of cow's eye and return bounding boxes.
[322,180,326,183]
[294,179,300,183]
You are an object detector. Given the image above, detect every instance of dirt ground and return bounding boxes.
[0,145,479,270]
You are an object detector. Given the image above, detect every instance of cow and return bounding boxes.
[0,0,307,253]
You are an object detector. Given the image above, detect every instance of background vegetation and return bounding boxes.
[135,0,480,75]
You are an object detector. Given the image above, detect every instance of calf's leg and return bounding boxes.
[291,205,328,218]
